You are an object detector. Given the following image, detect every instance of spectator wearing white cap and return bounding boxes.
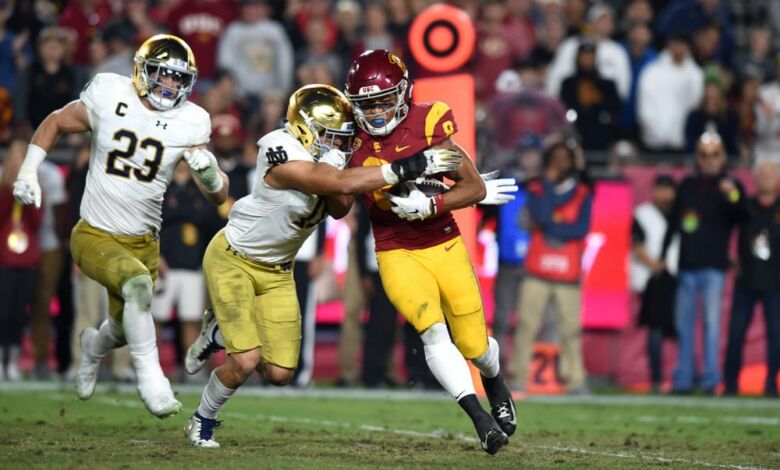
[546,3,631,100]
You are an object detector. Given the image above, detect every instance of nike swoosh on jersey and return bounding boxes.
[395,145,411,152]
[444,241,457,251]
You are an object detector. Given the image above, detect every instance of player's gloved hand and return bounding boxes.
[381,148,463,184]
[386,184,436,221]
[13,144,46,208]
[479,171,518,205]
[184,147,223,193]
[319,148,347,170]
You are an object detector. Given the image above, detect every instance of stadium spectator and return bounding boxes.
[734,25,774,83]
[667,132,743,395]
[691,23,727,69]
[619,20,657,140]
[559,40,621,152]
[563,0,588,37]
[212,114,250,200]
[503,0,536,61]
[0,140,43,381]
[723,161,780,397]
[106,0,163,46]
[333,0,361,59]
[0,5,32,95]
[152,161,219,381]
[619,0,654,33]
[217,0,294,103]
[656,0,734,69]
[472,1,523,104]
[5,0,46,45]
[684,80,740,158]
[94,24,135,77]
[29,158,67,379]
[13,27,81,133]
[754,56,780,165]
[57,0,114,67]
[167,0,238,83]
[631,174,678,394]
[484,59,568,173]
[287,0,338,52]
[295,17,343,86]
[528,12,566,72]
[637,32,703,153]
[509,141,593,394]
[353,2,402,60]
[547,3,631,100]
[385,0,412,39]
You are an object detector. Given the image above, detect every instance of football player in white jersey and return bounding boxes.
[12,35,229,418]
[182,84,463,448]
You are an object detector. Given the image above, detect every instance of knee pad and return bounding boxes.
[122,275,153,311]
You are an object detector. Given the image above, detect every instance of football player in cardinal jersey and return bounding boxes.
[182,84,463,448]
[12,35,230,418]
[344,49,517,454]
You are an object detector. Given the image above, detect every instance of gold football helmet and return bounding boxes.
[132,34,197,111]
[286,84,355,159]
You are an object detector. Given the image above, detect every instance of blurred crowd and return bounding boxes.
[0,0,778,395]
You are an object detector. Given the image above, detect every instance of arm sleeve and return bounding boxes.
[424,101,458,146]
[192,111,212,146]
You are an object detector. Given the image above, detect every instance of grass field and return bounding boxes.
[1,383,779,469]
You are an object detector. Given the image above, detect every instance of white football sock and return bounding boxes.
[471,336,500,379]
[197,370,236,419]
[421,323,475,401]
[90,319,126,358]
[121,275,164,380]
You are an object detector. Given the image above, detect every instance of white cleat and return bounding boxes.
[184,412,221,448]
[75,328,101,400]
[137,374,182,419]
[185,309,221,375]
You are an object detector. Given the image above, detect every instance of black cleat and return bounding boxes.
[481,374,517,436]
[480,427,509,455]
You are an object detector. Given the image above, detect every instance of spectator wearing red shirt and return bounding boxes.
[57,0,114,66]
[474,1,525,104]
[166,0,238,82]
[0,140,43,381]
[289,0,338,51]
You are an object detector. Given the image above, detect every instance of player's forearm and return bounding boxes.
[440,176,486,212]
[30,101,90,152]
[29,112,64,153]
[201,172,229,205]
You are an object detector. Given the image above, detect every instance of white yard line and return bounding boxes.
[638,415,780,426]
[36,391,776,470]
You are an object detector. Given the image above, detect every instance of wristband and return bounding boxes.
[18,144,47,180]
[432,194,445,215]
[381,164,400,185]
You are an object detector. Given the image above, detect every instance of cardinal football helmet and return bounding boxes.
[286,84,355,159]
[344,49,412,136]
[133,34,197,111]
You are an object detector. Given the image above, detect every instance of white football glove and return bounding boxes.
[184,147,223,192]
[319,149,347,170]
[13,144,47,208]
[386,184,435,221]
[422,148,463,175]
[479,171,518,205]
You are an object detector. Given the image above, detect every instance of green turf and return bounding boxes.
[0,385,778,469]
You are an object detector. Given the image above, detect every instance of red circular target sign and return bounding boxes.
[408,4,475,73]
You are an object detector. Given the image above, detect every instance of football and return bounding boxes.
[388,178,451,198]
